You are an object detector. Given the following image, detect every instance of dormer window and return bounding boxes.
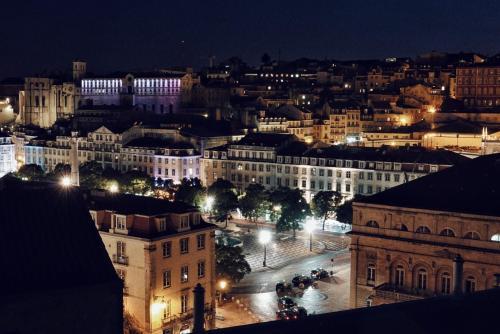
[157,218,167,232]
[115,215,127,230]
[179,215,190,231]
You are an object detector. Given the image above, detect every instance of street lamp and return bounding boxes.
[259,230,272,267]
[205,196,214,212]
[218,279,228,305]
[60,176,71,187]
[109,183,119,193]
[305,220,315,252]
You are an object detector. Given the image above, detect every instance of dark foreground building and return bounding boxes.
[207,288,500,334]
[0,177,123,334]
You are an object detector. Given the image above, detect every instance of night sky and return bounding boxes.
[2,0,500,78]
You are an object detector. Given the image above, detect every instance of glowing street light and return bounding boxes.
[305,220,315,252]
[108,183,119,193]
[60,176,71,187]
[219,280,228,290]
[259,230,272,267]
[205,196,215,212]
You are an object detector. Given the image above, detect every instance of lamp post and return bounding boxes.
[218,279,228,305]
[259,230,272,267]
[305,220,315,252]
[60,176,71,187]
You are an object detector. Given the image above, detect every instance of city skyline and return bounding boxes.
[2,0,500,78]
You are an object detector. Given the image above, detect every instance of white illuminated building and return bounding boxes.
[0,134,16,177]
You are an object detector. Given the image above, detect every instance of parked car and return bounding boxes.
[310,268,329,280]
[277,296,296,310]
[291,306,308,319]
[276,280,292,293]
[276,308,297,321]
[292,275,313,288]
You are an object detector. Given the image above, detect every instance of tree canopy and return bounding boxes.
[239,183,269,226]
[274,188,310,237]
[16,164,44,181]
[215,243,251,283]
[175,177,206,207]
[311,191,342,230]
[336,195,364,225]
[208,178,238,226]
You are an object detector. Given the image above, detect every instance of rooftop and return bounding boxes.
[209,288,500,334]
[356,153,500,217]
[0,177,120,297]
[235,133,296,147]
[124,137,196,151]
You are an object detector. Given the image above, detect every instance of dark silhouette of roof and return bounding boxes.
[235,133,296,147]
[0,177,120,297]
[431,119,484,134]
[209,288,500,334]
[88,192,199,216]
[124,137,196,151]
[357,153,500,217]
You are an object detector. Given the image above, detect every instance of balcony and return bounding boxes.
[112,254,129,265]
[161,303,215,325]
[373,283,432,303]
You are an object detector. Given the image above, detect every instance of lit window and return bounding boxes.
[115,215,127,230]
[181,265,189,283]
[163,270,171,288]
[491,234,500,242]
[367,264,376,282]
[439,228,455,237]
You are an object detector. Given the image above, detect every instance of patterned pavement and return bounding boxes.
[227,230,348,271]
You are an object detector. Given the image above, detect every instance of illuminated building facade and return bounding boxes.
[350,154,500,308]
[88,193,216,334]
[0,133,16,177]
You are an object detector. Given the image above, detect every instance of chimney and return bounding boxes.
[192,283,205,333]
[453,254,464,295]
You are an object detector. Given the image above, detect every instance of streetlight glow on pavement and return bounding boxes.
[259,230,272,267]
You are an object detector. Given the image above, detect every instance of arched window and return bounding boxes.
[366,220,379,228]
[441,272,451,294]
[416,226,431,234]
[439,228,455,237]
[491,234,500,242]
[464,231,480,240]
[465,276,476,293]
[395,224,408,231]
[417,269,428,290]
[395,265,405,287]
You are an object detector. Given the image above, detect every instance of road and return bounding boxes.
[215,221,351,327]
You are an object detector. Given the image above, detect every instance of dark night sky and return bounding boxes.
[1,0,500,78]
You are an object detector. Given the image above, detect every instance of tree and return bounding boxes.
[208,179,239,227]
[215,243,251,283]
[336,195,364,225]
[119,170,154,195]
[311,191,342,230]
[239,183,268,227]
[79,161,105,189]
[47,163,71,181]
[16,164,44,181]
[276,188,310,237]
[175,177,206,207]
[261,52,271,65]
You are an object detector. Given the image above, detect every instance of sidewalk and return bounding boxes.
[215,298,262,329]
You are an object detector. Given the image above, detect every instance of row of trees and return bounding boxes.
[174,178,358,236]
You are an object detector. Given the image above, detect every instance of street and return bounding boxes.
[215,219,351,328]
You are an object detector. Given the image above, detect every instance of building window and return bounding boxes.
[416,226,431,234]
[464,231,480,240]
[396,224,408,231]
[366,220,379,228]
[163,270,171,288]
[367,264,376,283]
[198,261,205,278]
[417,269,428,290]
[465,276,476,293]
[116,215,127,230]
[439,228,455,237]
[180,295,189,314]
[395,265,405,287]
[180,216,189,229]
[394,174,400,182]
[159,240,171,258]
[490,234,500,242]
[162,300,172,320]
[180,238,189,254]
[181,265,189,283]
[197,234,206,250]
[441,272,451,294]
[158,218,167,232]
[117,241,126,258]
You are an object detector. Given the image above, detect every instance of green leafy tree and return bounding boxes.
[336,195,364,225]
[175,177,206,207]
[311,191,342,230]
[119,170,154,195]
[215,243,251,283]
[276,188,310,237]
[79,161,105,189]
[46,163,71,181]
[16,164,44,181]
[208,179,239,227]
[239,183,269,227]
